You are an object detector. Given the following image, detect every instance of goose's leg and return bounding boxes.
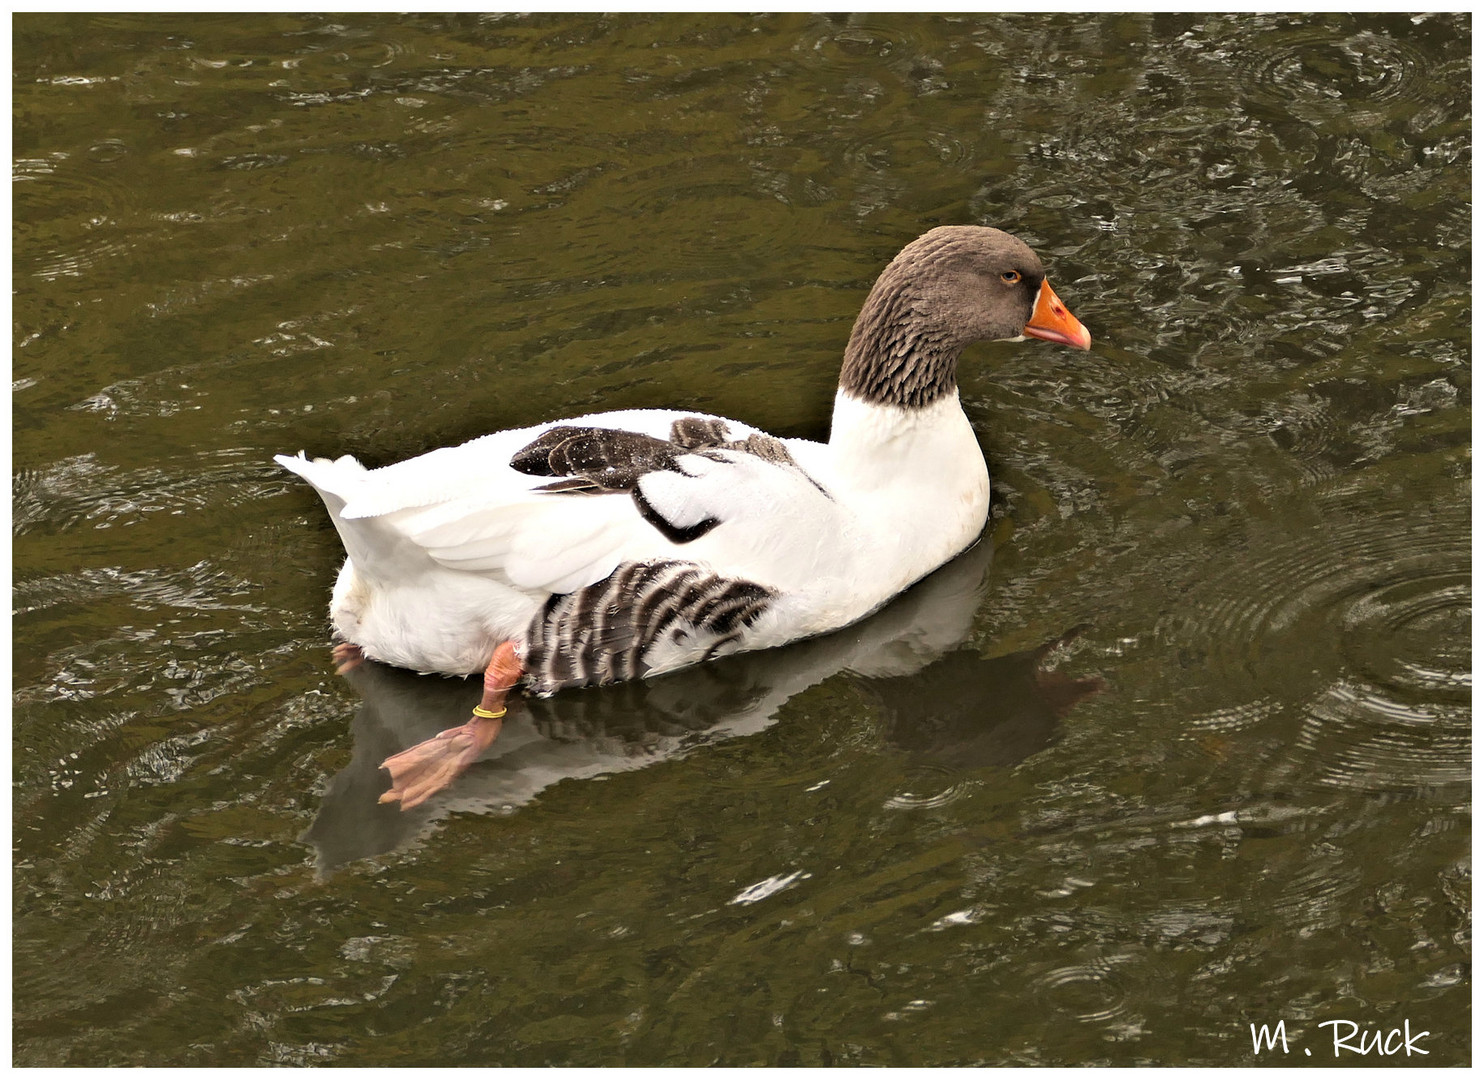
[378,642,524,810]
[331,641,365,675]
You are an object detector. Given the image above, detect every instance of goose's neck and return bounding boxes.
[826,387,974,463]
[837,291,963,410]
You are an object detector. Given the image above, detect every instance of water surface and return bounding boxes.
[13,12,1470,1066]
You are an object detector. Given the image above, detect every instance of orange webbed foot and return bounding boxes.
[331,641,365,675]
[376,642,524,810]
[379,714,505,810]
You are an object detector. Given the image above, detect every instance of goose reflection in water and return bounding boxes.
[302,541,1103,872]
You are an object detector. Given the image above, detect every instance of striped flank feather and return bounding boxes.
[522,560,776,693]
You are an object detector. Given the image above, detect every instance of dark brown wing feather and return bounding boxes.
[507,417,805,543]
[509,425,682,491]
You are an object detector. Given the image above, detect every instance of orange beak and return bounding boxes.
[1024,280,1092,350]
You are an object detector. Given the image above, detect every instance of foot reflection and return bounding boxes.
[301,541,1102,873]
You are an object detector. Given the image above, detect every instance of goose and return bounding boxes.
[277,225,1091,807]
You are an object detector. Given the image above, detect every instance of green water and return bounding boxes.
[13,12,1470,1066]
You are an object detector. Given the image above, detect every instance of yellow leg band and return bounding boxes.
[472,705,506,720]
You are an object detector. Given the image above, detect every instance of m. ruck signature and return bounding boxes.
[1250,1019,1429,1058]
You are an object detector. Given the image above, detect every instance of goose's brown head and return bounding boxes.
[840,225,1091,409]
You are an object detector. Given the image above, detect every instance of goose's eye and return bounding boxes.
[1001,270,1021,284]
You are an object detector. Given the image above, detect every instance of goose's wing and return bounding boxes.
[400,427,835,595]
[282,409,838,597]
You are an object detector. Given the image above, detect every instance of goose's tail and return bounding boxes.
[275,452,401,573]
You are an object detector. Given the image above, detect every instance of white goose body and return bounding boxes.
[278,226,1089,696]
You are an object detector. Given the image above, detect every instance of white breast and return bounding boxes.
[743,390,989,643]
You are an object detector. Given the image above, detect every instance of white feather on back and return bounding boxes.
[334,409,756,521]
[278,408,829,602]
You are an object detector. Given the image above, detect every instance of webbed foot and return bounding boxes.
[376,642,524,810]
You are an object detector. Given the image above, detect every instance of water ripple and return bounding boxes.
[1159,499,1469,796]
[1341,574,1470,701]
[14,143,145,284]
[14,449,283,536]
[1239,22,1432,116]
[883,764,976,811]
[1029,957,1133,1025]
